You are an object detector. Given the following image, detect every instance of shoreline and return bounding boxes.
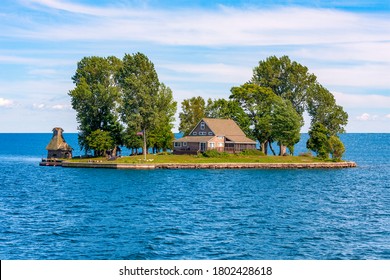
[61,161,357,169]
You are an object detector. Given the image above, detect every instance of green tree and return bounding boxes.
[306,84,348,135]
[86,129,115,157]
[68,56,123,154]
[328,135,345,161]
[271,99,303,155]
[230,83,303,155]
[149,83,177,152]
[117,52,160,158]
[251,55,348,154]
[178,96,206,135]
[252,55,317,115]
[306,123,330,159]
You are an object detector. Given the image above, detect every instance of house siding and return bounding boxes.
[190,121,214,136]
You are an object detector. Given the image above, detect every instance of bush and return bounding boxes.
[157,151,172,156]
[299,151,313,157]
[240,149,265,156]
[202,150,229,158]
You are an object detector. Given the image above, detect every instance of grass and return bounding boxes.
[69,153,325,165]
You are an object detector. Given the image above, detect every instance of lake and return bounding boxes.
[0,133,389,259]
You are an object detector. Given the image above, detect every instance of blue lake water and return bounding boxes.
[0,133,389,259]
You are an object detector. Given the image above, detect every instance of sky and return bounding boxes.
[1,0,390,133]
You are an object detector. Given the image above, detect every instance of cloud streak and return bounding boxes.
[14,1,390,48]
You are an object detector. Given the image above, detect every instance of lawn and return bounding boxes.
[69,153,324,164]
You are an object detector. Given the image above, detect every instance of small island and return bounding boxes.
[41,55,357,169]
[62,153,356,170]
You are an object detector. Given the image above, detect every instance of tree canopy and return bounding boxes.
[68,56,122,154]
[230,83,303,154]
[69,53,176,157]
[69,53,348,159]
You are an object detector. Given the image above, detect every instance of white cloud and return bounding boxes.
[14,3,390,48]
[160,63,251,84]
[356,113,379,121]
[32,103,71,110]
[0,97,14,108]
[386,114,390,119]
[333,92,390,109]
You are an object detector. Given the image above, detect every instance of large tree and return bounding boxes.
[230,83,302,155]
[252,55,317,116]
[149,83,177,152]
[117,53,160,158]
[306,84,348,135]
[251,55,348,154]
[178,96,206,135]
[68,56,123,155]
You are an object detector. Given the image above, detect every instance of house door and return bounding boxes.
[200,142,206,152]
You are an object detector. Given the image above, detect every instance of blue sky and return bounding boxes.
[1,0,390,132]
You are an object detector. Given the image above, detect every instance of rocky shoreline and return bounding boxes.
[61,161,357,169]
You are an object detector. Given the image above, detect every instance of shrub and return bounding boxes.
[157,151,172,156]
[202,150,229,158]
[299,151,313,157]
[240,149,265,156]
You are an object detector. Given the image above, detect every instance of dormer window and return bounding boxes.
[193,132,197,136]
[200,122,205,130]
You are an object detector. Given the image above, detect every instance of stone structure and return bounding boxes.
[45,127,73,159]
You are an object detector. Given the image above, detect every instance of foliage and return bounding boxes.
[307,123,346,160]
[85,129,115,157]
[230,83,303,154]
[68,56,123,153]
[252,55,317,115]
[148,83,177,152]
[69,53,177,156]
[306,123,330,159]
[202,150,232,158]
[328,135,345,161]
[178,96,206,135]
[306,84,348,135]
[240,149,265,156]
[250,55,348,155]
[299,151,313,157]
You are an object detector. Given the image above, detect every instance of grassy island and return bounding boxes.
[62,152,357,169]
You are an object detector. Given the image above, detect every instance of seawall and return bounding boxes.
[61,161,357,169]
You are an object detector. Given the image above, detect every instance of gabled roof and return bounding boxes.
[178,118,256,144]
[202,118,247,137]
[173,136,214,143]
[46,127,73,151]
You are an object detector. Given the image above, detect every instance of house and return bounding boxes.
[173,118,256,154]
[45,127,73,159]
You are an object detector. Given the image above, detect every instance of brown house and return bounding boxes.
[173,118,256,154]
[45,127,73,159]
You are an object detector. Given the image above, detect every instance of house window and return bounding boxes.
[208,132,213,135]
[209,142,215,148]
[174,142,181,147]
[218,143,223,147]
[199,132,206,136]
[183,142,187,146]
[200,122,205,130]
[193,132,197,136]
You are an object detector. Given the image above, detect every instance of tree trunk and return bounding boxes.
[261,140,268,155]
[142,129,147,160]
[279,144,287,156]
[112,146,117,157]
[269,141,276,155]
